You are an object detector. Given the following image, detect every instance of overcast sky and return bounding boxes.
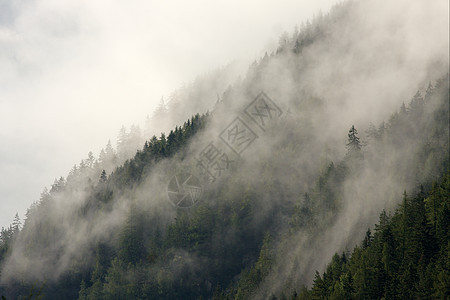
[0,0,337,229]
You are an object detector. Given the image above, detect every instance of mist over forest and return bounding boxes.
[0,0,449,299]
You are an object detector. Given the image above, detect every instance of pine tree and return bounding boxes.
[410,90,424,111]
[117,126,128,161]
[99,170,107,183]
[119,204,145,265]
[362,229,372,249]
[12,213,21,233]
[311,271,327,299]
[424,82,434,101]
[346,125,361,153]
[78,280,87,300]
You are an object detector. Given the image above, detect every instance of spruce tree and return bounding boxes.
[346,125,361,153]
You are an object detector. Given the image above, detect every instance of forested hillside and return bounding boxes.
[0,0,448,299]
[293,172,449,299]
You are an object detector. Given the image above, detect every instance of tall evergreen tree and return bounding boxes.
[346,125,361,153]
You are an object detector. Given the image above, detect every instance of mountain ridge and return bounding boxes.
[0,0,448,298]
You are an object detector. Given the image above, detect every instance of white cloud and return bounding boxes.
[0,0,337,228]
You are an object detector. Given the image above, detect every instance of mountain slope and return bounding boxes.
[0,0,448,299]
[293,171,449,299]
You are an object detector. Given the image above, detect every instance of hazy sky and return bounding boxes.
[0,0,337,229]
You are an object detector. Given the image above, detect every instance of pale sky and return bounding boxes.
[0,0,337,229]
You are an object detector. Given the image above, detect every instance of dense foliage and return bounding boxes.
[1,77,447,299]
[0,1,448,299]
[292,172,449,299]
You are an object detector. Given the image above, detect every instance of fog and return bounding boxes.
[0,0,448,298]
[0,0,338,229]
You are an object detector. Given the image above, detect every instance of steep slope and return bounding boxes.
[292,171,449,299]
[0,0,448,299]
